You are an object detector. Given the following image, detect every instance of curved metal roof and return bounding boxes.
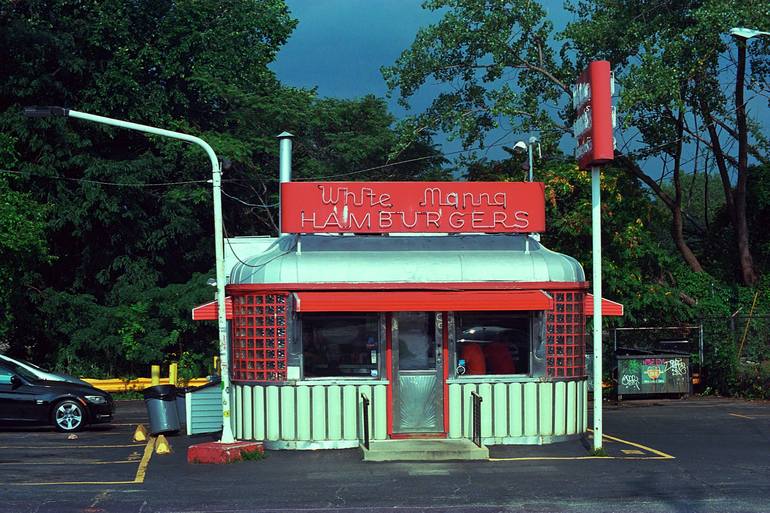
[228,234,585,285]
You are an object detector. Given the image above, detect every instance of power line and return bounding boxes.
[0,169,210,187]
[221,188,278,208]
[294,136,543,181]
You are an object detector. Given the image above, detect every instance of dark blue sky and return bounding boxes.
[271,1,442,114]
[270,1,576,166]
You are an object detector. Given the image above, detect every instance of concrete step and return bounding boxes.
[361,438,489,462]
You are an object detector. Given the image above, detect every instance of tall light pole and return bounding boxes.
[24,106,236,444]
[513,137,538,181]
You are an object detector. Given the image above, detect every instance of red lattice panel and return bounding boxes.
[231,293,288,382]
[546,291,586,378]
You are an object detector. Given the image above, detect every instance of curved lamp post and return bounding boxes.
[24,106,236,444]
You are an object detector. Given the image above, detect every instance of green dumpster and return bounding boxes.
[616,354,690,399]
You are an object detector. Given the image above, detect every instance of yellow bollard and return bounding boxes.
[151,365,160,386]
[155,434,171,455]
[213,356,220,374]
[169,362,178,386]
[133,424,148,442]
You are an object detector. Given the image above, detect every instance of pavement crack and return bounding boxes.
[334,484,347,507]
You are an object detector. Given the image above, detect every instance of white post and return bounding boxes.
[527,136,536,182]
[65,109,236,444]
[591,166,603,451]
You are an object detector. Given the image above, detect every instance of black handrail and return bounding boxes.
[470,391,483,447]
[361,393,370,450]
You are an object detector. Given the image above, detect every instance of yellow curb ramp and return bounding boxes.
[83,377,210,392]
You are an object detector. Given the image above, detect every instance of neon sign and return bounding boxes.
[281,182,546,234]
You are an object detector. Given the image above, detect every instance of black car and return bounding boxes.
[0,360,114,432]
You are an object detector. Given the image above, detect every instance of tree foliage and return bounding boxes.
[384,0,770,286]
[0,0,444,376]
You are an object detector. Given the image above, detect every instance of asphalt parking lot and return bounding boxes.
[0,401,153,486]
[1,396,770,512]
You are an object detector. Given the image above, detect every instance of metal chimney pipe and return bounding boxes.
[277,131,294,235]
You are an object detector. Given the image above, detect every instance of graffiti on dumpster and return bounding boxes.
[666,358,687,377]
[620,374,640,391]
[642,358,666,384]
[620,357,689,392]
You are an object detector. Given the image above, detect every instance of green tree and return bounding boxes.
[565,0,769,286]
[1,0,299,370]
[0,134,48,349]
[0,1,445,374]
[383,0,770,286]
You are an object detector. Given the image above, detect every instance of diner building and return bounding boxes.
[192,161,622,455]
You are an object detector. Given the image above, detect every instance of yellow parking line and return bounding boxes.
[0,460,136,465]
[133,436,155,484]
[490,430,674,462]
[7,437,156,486]
[14,480,138,486]
[0,444,144,449]
[489,455,672,461]
[597,430,675,459]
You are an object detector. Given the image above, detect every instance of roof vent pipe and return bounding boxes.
[277,131,294,236]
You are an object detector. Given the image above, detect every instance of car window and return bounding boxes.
[2,355,48,372]
[0,361,38,381]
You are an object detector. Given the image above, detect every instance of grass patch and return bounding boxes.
[589,447,609,457]
[112,391,144,400]
[240,449,266,461]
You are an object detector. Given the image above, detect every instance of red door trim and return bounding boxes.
[385,313,393,438]
[442,311,450,435]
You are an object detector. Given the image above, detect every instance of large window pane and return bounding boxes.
[396,312,436,371]
[302,313,380,378]
[456,312,530,376]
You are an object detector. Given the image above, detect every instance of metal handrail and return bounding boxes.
[470,391,483,447]
[361,393,370,450]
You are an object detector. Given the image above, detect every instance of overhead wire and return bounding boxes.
[0,168,210,187]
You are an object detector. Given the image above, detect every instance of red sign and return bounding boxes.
[573,60,615,170]
[281,182,545,234]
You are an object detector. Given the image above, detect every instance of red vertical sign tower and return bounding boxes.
[573,61,615,169]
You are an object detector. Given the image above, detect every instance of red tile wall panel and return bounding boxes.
[546,291,586,378]
[231,293,289,382]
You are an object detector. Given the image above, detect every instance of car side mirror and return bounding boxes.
[10,375,22,388]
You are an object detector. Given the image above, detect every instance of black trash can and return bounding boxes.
[175,387,189,427]
[143,384,181,435]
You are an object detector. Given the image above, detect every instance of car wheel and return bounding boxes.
[53,400,86,432]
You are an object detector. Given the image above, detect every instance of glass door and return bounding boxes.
[391,312,444,434]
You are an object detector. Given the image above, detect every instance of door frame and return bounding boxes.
[386,312,448,438]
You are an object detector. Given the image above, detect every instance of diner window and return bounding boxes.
[301,313,380,379]
[455,312,531,376]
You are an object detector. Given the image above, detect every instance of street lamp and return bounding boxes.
[24,106,236,444]
[513,137,539,181]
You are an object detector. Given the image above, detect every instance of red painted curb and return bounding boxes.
[187,441,264,464]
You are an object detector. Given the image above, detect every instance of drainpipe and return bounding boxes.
[278,131,294,236]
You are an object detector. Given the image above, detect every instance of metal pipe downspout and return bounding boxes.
[278,132,294,236]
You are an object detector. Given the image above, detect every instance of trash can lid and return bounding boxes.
[143,384,178,400]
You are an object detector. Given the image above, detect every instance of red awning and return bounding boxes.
[192,297,233,321]
[583,294,624,316]
[294,290,553,313]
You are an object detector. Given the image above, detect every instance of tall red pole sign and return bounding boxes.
[573,61,615,169]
